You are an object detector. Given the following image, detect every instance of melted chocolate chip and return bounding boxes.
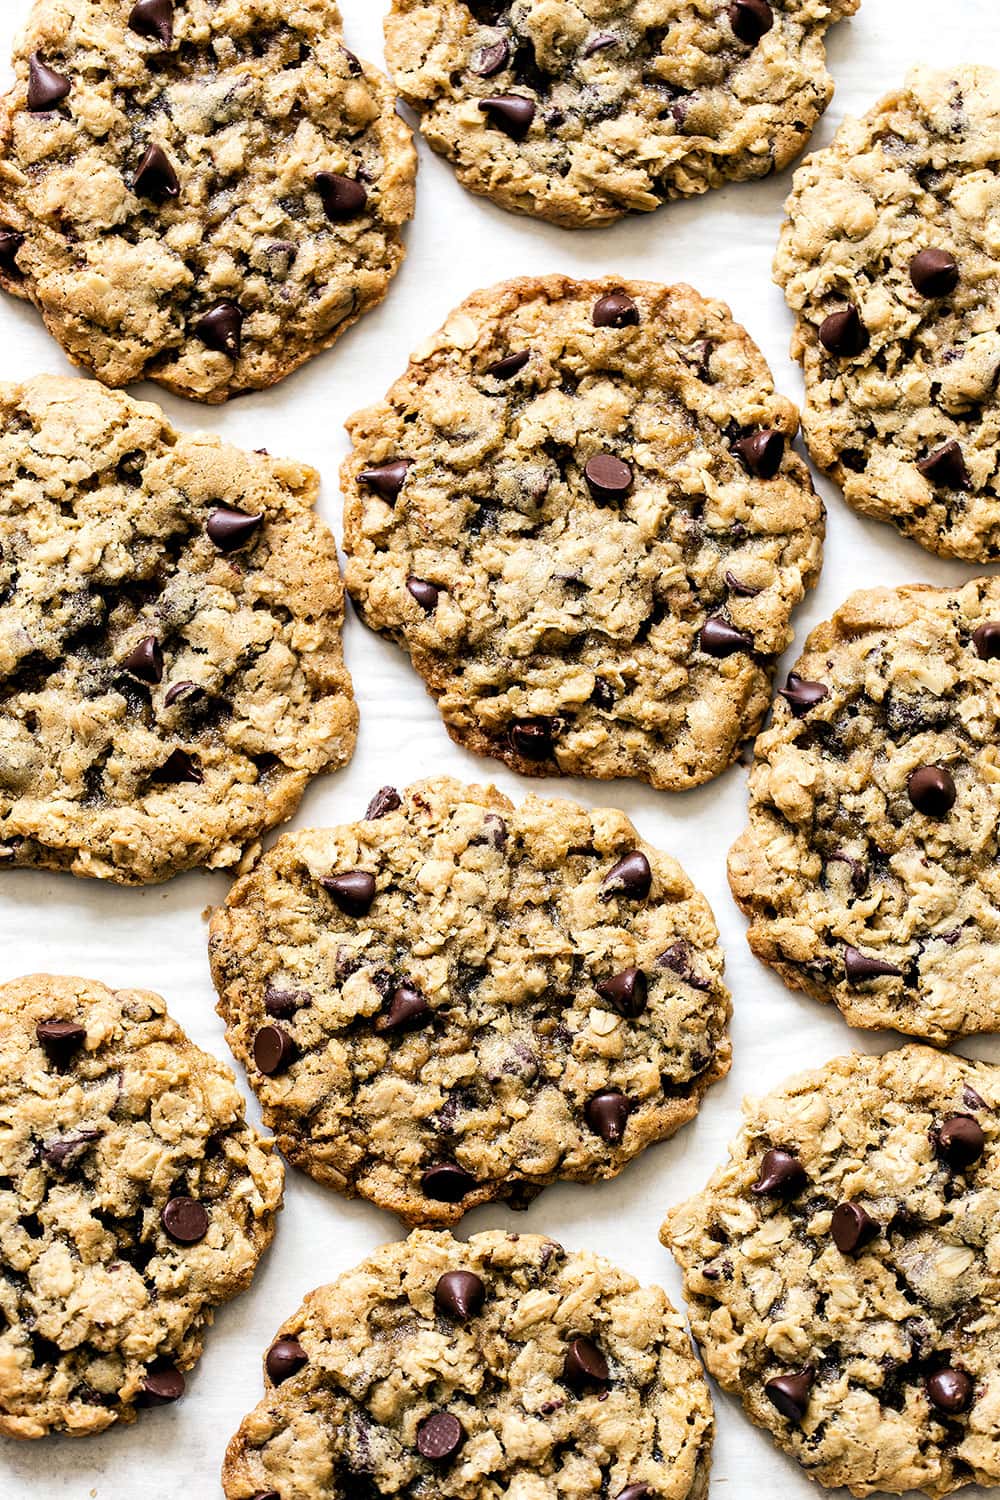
[584,32,618,55]
[509,717,557,760]
[733,429,784,479]
[819,305,868,357]
[27,55,71,111]
[320,871,376,918]
[473,39,510,76]
[407,577,440,612]
[42,1130,101,1169]
[359,460,412,503]
[590,676,615,708]
[907,764,956,818]
[584,454,633,502]
[422,1162,477,1202]
[254,1025,296,1076]
[484,350,530,379]
[417,1411,465,1461]
[699,616,753,657]
[728,0,773,44]
[206,506,263,552]
[844,946,902,983]
[593,291,639,328]
[434,1269,486,1321]
[375,983,430,1034]
[128,0,174,48]
[315,172,368,222]
[478,95,536,140]
[0,230,24,272]
[917,440,970,490]
[140,1365,185,1405]
[765,1368,814,1423]
[161,1196,209,1245]
[935,1114,985,1170]
[779,673,829,715]
[562,1336,610,1391]
[831,1202,879,1256]
[152,748,203,785]
[164,681,199,707]
[133,143,179,200]
[752,1148,807,1199]
[595,967,647,1018]
[122,635,163,684]
[366,786,402,819]
[616,1488,652,1500]
[36,1020,87,1069]
[195,301,243,360]
[266,1338,308,1385]
[909,248,959,298]
[585,1090,630,1144]
[601,851,652,902]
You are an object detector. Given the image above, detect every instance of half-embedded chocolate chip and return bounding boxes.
[907,764,956,817]
[473,39,510,76]
[509,717,556,760]
[315,172,368,222]
[973,621,1000,659]
[484,350,530,379]
[161,1196,209,1245]
[909,248,959,298]
[936,1114,986,1170]
[122,635,164,684]
[752,1148,807,1199]
[725,571,759,598]
[264,988,306,1018]
[422,1162,477,1202]
[42,1130,101,1169]
[152,748,203,784]
[320,871,376,918]
[733,429,784,479]
[206,505,263,552]
[563,1335,609,1391]
[601,851,652,902]
[133,143,179,201]
[728,0,773,43]
[417,1411,465,1461]
[252,1493,280,1500]
[819,305,868,357]
[779,673,829,715]
[254,1025,296,1076]
[266,1338,307,1385]
[700,616,753,657]
[591,676,615,708]
[584,32,618,55]
[434,1269,486,1321]
[139,1366,185,1406]
[832,1202,879,1256]
[585,1090,630,1144]
[616,1488,652,1500]
[164,681,199,707]
[36,1020,86,1068]
[0,230,25,270]
[584,454,633,502]
[375,983,429,1034]
[765,1369,813,1423]
[926,1367,974,1414]
[917,440,970,490]
[359,460,412,502]
[596,967,647,1018]
[478,95,535,140]
[129,0,174,47]
[28,54,71,111]
[407,577,439,612]
[964,1084,987,1110]
[366,786,401,819]
[593,292,639,328]
[844,945,902,983]
[195,301,243,359]
[657,941,711,992]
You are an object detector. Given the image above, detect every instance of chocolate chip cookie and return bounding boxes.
[663,1045,1000,1498]
[729,578,1000,1044]
[209,777,731,1224]
[222,1228,714,1500]
[383,0,857,228]
[0,974,283,1439]
[0,0,416,403]
[342,276,823,790]
[0,375,357,885]
[775,66,1000,560]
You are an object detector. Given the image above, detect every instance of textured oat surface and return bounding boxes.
[222,1228,714,1500]
[342,276,823,791]
[775,66,1000,560]
[384,0,857,228]
[209,777,731,1224]
[729,578,1000,1043]
[663,1045,1000,1498]
[0,375,357,884]
[0,0,416,402]
[0,974,283,1440]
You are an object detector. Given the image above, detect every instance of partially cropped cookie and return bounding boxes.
[384,0,857,228]
[0,974,283,1440]
[729,578,1000,1044]
[775,66,1000,560]
[343,276,823,790]
[663,1046,1000,1498]
[0,376,357,884]
[210,777,731,1224]
[0,0,416,403]
[223,1228,714,1500]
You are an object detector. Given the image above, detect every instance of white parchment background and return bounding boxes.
[1,1,999,1495]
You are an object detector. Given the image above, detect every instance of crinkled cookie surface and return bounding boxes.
[663,1046,1000,1498]
[222,1228,714,1500]
[0,0,416,402]
[729,579,1000,1043]
[342,276,823,791]
[775,66,1000,560]
[209,777,731,1224]
[384,0,857,228]
[0,974,283,1439]
[0,375,357,885]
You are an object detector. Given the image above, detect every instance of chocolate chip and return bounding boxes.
[765,1369,813,1423]
[733,429,784,479]
[926,1367,974,1414]
[779,673,829,715]
[699,616,753,657]
[434,1270,486,1321]
[819,305,868,357]
[483,813,508,848]
[264,988,306,1018]
[593,292,639,328]
[657,941,711,992]
[152,748,203,784]
[479,95,535,140]
[963,1084,987,1110]
[728,0,773,42]
[909,248,959,298]
[0,230,25,271]
[483,350,530,380]
[584,454,633,502]
[936,1114,985,1170]
[407,577,439,612]
[832,1202,879,1256]
[266,1338,307,1385]
[161,1196,209,1245]
[254,1025,296,1076]
[595,968,647,1018]
[206,505,263,552]
[28,55,71,111]
[128,0,174,47]
[359,460,412,502]
[509,717,556,760]
[562,1336,609,1391]
[422,1162,477,1202]
[973,621,1000,659]
[366,786,401,819]
[133,143,179,201]
[42,1130,101,1169]
[907,763,957,818]
[917,440,970,490]
[584,32,618,55]
[601,851,652,902]
[321,870,376,918]
[590,676,615,708]
[417,1411,465,1461]
[844,945,902,983]
[252,1493,280,1500]
[473,39,510,76]
[315,172,368,222]
[140,1365,185,1405]
[36,1020,86,1068]
[375,983,429,1034]
[585,1090,630,1144]
[195,301,243,360]
[164,681,199,706]
[122,635,163,684]
[616,1488,652,1500]
[752,1148,807,1199]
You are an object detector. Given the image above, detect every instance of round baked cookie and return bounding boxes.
[0,0,416,403]
[729,578,1000,1044]
[775,66,1000,561]
[0,375,358,885]
[342,276,824,791]
[222,1228,714,1500]
[0,974,284,1440]
[663,1045,1000,1498]
[383,0,857,229]
[209,776,731,1224]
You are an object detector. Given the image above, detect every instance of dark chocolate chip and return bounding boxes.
[407,577,439,612]
[254,1025,296,1076]
[844,946,902,983]
[375,983,429,1034]
[700,616,753,657]
[422,1162,477,1202]
[733,429,784,479]
[195,301,243,360]
[616,1488,652,1500]
[819,305,868,357]
[963,1084,987,1110]
[562,1335,610,1391]
[917,440,970,490]
[366,786,402,819]
[907,764,957,818]
[909,248,959,298]
[590,676,615,708]
[926,1367,974,1414]
[765,1369,813,1423]
[133,143,179,201]
[264,988,306,1018]
[315,172,368,222]
[593,292,639,328]
[434,1269,486,1321]
[473,39,510,76]
[725,571,760,598]
[122,635,163,684]
[752,1148,807,1199]
[478,95,536,140]
[28,54,71,111]
[509,717,556,760]
[128,0,174,47]
[728,0,773,43]
[42,1130,101,1169]
[601,851,652,902]
[251,1493,280,1500]
[36,1020,87,1068]
[320,871,376,918]
[359,460,412,503]
[585,1089,630,1144]
[936,1114,985,1170]
[779,673,829,715]
[484,350,530,379]
[832,1202,879,1256]
[152,748,203,784]
[0,230,25,271]
[206,505,263,552]
[973,621,1000,659]
[657,941,711,992]
[139,1366,185,1406]
[161,1196,209,1245]
[266,1338,307,1385]
[584,454,633,502]
[164,681,200,707]
[595,967,647,1019]
[417,1411,465,1461]
[584,32,618,55]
